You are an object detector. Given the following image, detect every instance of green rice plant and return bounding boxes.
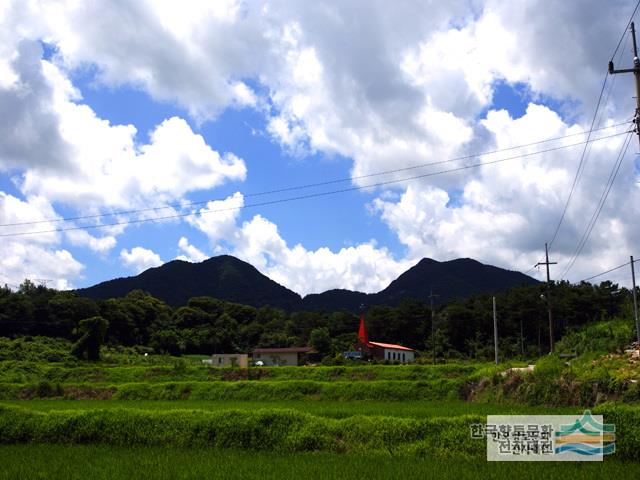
[1,444,638,480]
[594,403,640,462]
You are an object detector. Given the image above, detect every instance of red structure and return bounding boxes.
[357,313,369,345]
[356,312,415,362]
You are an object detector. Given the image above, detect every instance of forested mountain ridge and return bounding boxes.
[76,255,302,310]
[77,255,538,310]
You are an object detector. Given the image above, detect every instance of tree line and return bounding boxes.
[0,278,633,360]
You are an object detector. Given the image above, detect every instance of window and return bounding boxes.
[402,353,406,362]
[218,357,222,364]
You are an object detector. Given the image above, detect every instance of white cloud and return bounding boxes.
[2,0,639,291]
[65,230,117,253]
[233,214,410,295]
[120,247,163,274]
[176,236,208,263]
[0,193,83,288]
[186,192,245,247]
[373,104,638,283]
[16,55,247,208]
[185,192,410,295]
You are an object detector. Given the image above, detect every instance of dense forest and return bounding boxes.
[0,278,633,361]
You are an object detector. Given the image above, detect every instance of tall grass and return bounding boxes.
[1,403,638,461]
[0,399,583,418]
[0,379,467,401]
[1,445,636,480]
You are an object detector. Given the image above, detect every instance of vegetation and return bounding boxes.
[75,255,538,312]
[1,277,639,477]
[2,445,637,480]
[0,277,633,360]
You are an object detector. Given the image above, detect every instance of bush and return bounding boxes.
[0,405,487,457]
[556,318,635,355]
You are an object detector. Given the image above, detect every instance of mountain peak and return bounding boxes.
[77,254,538,311]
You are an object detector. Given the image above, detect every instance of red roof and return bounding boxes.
[367,341,414,352]
[253,347,315,354]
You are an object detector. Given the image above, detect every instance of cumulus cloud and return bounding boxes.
[1,0,639,290]
[0,41,72,171]
[65,230,117,253]
[0,193,83,288]
[184,192,409,295]
[176,236,208,263]
[13,51,247,208]
[120,247,163,274]
[232,214,410,295]
[373,104,638,282]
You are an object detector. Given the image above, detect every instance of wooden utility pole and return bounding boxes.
[609,21,640,146]
[428,287,439,364]
[631,256,640,343]
[492,296,499,365]
[536,243,557,353]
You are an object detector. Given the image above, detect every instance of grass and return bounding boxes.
[0,399,583,418]
[0,445,637,480]
[0,362,491,384]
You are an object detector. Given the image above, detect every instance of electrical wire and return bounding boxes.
[610,0,640,62]
[0,130,629,239]
[560,131,634,279]
[548,71,610,248]
[580,259,636,283]
[0,121,631,229]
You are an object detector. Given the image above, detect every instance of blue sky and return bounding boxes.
[1,1,638,295]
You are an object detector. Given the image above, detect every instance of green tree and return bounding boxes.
[71,316,109,361]
[309,327,332,357]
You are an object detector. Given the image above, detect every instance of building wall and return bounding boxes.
[382,348,415,363]
[211,354,249,368]
[253,352,299,366]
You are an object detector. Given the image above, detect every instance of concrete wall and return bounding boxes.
[211,354,249,368]
[383,349,415,363]
[253,352,299,366]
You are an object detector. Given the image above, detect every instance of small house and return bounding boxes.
[357,313,415,363]
[210,353,249,368]
[252,347,315,366]
[367,341,415,363]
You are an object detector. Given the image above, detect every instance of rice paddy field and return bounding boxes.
[1,355,639,479]
[1,445,639,480]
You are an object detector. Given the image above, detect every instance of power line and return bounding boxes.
[0,121,631,229]
[580,259,636,283]
[548,71,609,248]
[610,0,640,62]
[559,131,634,279]
[549,1,639,249]
[0,130,629,239]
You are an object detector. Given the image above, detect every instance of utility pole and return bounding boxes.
[536,243,557,353]
[493,296,499,365]
[609,21,640,146]
[428,287,439,365]
[631,256,640,343]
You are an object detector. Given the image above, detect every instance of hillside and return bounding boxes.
[373,257,539,305]
[76,255,302,309]
[77,255,537,310]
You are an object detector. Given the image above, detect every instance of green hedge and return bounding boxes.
[0,362,484,385]
[0,379,466,401]
[0,405,485,456]
[1,403,638,459]
[594,403,640,461]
